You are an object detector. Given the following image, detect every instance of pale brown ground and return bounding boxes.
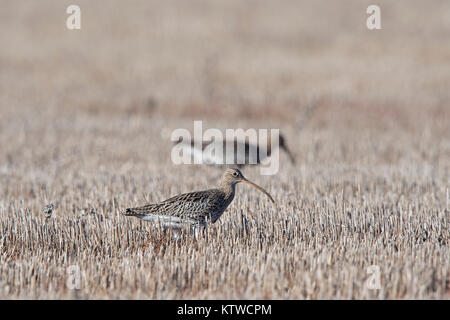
[0,0,449,299]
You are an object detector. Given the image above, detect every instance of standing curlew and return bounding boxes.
[123,168,274,235]
[174,133,295,168]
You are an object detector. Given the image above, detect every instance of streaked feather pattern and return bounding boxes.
[123,168,274,231]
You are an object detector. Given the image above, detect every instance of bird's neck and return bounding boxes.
[219,182,236,199]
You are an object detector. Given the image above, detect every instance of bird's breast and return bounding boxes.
[207,195,234,224]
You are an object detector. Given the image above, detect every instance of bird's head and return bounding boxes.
[221,168,275,203]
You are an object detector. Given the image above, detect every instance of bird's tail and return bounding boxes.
[122,208,139,216]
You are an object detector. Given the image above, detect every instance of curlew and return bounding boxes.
[123,168,274,235]
[174,133,295,168]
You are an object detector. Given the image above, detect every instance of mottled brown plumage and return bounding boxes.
[123,168,274,230]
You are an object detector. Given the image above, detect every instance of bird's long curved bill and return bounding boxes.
[242,179,275,203]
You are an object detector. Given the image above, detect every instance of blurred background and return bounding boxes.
[0,0,449,299]
[1,0,449,177]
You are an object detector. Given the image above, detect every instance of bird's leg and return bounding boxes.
[190,224,206,240]
[170,227,183,240]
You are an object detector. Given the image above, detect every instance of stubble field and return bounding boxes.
[0,0,449,299]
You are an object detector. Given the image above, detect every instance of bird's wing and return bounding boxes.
[125,190,219,222]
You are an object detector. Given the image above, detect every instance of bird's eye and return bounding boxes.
[233,172,238,177]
